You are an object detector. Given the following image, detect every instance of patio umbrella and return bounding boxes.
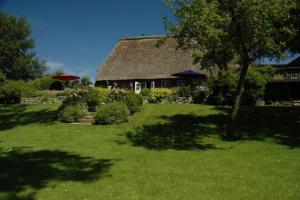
[52,72,80,81]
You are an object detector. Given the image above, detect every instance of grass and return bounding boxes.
[0,103,299,200]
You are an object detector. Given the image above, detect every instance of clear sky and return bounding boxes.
[0,0,174,82]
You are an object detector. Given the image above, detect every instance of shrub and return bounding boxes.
[85,88,101,112]
[207,71,237,105]
[95,101,129,125]
[207,66,275,106]
[108,89,128,102]
[0,81,23,104]
[125,92,143,114]
[21,83,39,98]
[177,85,192,97]
[243,66,275,105]
[140,88,151,97]
[94,87,110,103]
[58,103,86,123]
[50,80,64,90]
[27,76,55,90]
[148,88,173,103]
[0,70,6,85]
[81,76,92,86]
[192,88,207,103]
[57,88,73,97]
[59,88,88,113]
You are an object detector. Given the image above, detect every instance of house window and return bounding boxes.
[177,79,186,87]
[290,73,299,80]
[141,82,147,89]
[161,80,170,88]
[285,72,300,80]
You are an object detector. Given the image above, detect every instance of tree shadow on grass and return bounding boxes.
[233,106,300,148]
[0,147,114,200]
[0,104,57,131]
[125,106,300,150]
[126,112,228,151]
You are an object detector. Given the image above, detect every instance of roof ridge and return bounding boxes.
[119,35,167,41]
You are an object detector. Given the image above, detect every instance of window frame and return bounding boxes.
[161,80,170,88]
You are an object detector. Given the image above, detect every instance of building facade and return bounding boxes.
[95,36,207,93]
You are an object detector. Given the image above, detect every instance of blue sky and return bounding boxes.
[1,0,298,82]
[0,0,174,82]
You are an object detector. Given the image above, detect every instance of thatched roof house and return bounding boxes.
[95,36,207,92]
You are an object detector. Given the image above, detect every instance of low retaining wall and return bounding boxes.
[21,97,65,104]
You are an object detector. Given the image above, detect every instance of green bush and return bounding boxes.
[56,88,72,97]
[27,76,55,90]
[21,84,39,98]
[0,81,23,104]
[148,88,173,103]
[81,76,92,86]
[192,88,207,103]
[94,87,110,104]
[95,102,129,125]
[243,66,275,105]
[86,88,101,112]
[50,80,64,90]
[59,88,109,113]
[0,70,6,85]
[125,92,143,114]
[108,89,128,102]
[140,88,151,97]
[177,85,192,97]
[207,66,275,106]
[58,103,86,123]
[59,88,88,109]
[207,71,237,105]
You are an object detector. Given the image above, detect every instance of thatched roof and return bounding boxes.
[96,36,206,81]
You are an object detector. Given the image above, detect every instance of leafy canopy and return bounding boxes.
[164,0,296,68]
[0,12,46,80]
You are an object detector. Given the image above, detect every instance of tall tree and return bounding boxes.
[287,0,300,52]
[0,12,46,80]
[164,0,296,138]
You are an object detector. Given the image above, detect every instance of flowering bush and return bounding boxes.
[94,87,110,104]
[108,89,128,102]
[62,88,89,105]
[148,88,174,103]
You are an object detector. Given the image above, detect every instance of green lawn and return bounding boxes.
[0,103,299,200]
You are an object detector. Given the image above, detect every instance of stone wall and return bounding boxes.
[21,96,65,104]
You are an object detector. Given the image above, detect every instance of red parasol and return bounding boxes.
[53,72,80,81]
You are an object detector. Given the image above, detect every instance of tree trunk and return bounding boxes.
[226,53,250,138]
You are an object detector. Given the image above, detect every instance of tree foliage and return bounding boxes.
[207,66,275,106]
[207,70,237,105]
[243,66,275,105]
[164,0,296,137]
[286,0,300,52]
[0,12,46,80]
[80,76,92,86]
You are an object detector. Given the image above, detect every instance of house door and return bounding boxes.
[135,81,141,93]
